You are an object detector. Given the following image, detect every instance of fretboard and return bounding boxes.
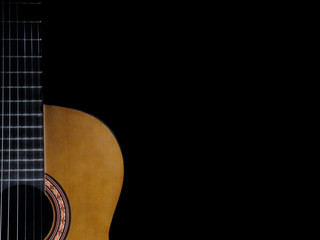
[0,0,43,189]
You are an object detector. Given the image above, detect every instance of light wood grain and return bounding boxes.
[44,105,124,240]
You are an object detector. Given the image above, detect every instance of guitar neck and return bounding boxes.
[1,0,44,189]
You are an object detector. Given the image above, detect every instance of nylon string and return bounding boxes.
[16,5,20,240]
[0,1,6,238]
[30,23,35,240]
[23,21,27,240]
[7,2,12,238]
[36,22,43,240]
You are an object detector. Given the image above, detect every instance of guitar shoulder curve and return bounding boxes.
[44,104,123,239]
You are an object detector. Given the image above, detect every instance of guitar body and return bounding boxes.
[44,105,124,240]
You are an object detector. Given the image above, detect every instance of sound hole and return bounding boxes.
[0,185,53,240]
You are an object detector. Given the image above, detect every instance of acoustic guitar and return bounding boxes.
[0,1,124,239]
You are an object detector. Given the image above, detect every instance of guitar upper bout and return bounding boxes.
[44,105,124,240]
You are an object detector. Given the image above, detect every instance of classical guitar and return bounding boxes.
[0,1,124,239]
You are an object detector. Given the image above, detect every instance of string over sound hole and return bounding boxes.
[0,185,53,240]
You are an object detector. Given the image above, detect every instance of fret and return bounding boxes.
[2,169,43,172]
[1,168,43,174]
[7,2,42,5]
[1,36,41,43]
[1,129,43,140]
[0,113,42,116]
[1,56,42,58]
[1,167,43,174]
[2,126,43,128]
[1,21,41,23]
[1,100,42,102]
[1,179,44,182]
[0,137,43,140]
[2,147,43,154]
[0,110,42,118]
[2,158,41,164]
[1,38,42,41]
[1,69,41,74]
[1,159,43,162]
[2,149,43,151]
[2,71,42,74]
[0,96,42,104]
[0,123,43,129]
[0,97,43,102]
[1,86,42,88]
[2,168,43,173]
